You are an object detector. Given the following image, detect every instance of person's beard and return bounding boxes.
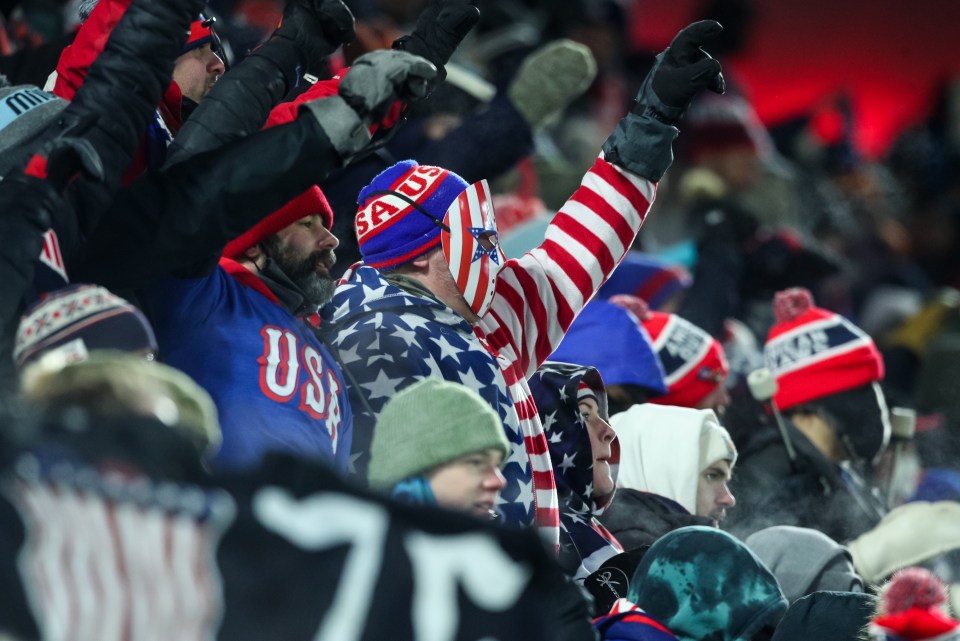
[262,236,337,307]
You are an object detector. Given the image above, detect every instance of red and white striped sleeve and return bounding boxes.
[481,154,656,379]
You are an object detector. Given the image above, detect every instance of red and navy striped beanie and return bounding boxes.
[764,288,884,411]
[355,160,469,270]
[619,296,729,409]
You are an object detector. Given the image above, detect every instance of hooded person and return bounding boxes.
[728,287,890,542]
[745,525,865,604]
[323,21,728,547]
[611,295,731,415]
[628,526,788,641]
[770,591,877,641]
[600,404,737,550]
[549,300,668,417]
[367,378,509,519]
[529,362,624,581]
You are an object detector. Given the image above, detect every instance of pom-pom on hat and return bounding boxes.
[367,378,509,489]
[870,568,960,641]
[222,186,333,259]
[617,296,729,408]
[14,284,157,369]
[764,287,884,411]
[355,160,469,270]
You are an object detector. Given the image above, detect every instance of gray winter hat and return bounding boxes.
[367,378,509,489]
[0,76,67,175]
[745,525,864,604]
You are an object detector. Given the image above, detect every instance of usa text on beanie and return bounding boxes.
[355,160,469,270]
[764,288,884,411]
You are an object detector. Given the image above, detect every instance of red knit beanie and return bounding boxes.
[626,299,729,409]
[222,186,334,259]
[764,288,884,411]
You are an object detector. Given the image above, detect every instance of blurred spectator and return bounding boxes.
[20,351,221,455]
[627,526,788,641]
[771,591,877,641]
[745,525,864,604]
[729,288,889,541]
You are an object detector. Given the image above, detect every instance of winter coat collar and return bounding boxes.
[325,264,471,332]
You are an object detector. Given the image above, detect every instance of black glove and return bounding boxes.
[637,20,725,124]
[392,0,479,81]
[274,0,356,75]
[301,51,437,160]
[602,21,724,182]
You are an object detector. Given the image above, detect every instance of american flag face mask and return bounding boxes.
[440,180,505,318]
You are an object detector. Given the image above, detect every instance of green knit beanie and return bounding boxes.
[367,378,510,489]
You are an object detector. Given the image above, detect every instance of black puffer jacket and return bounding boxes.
[599,488,713,550]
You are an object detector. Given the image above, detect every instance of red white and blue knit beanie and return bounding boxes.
[14,284,157,369]
[613,295,729,409]
[764,287,884,411]
[355,160,469,270]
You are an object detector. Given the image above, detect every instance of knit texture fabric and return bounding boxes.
[367,378,509,488]
[764,288,884,410]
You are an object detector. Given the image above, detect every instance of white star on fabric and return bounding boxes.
[505,440,527,468]
[512,476,534,512]
[360,283,391,301]
[548,431,563,444]
[558,453,576,473]
[559,385,569,403]
[584,481,594,498]
[566,510,586,525]
[542,410,559,432]
[456,362,488,395]
[429,335,464,364]
[347,451,363,475]
[360,370,404,400]
[389,326,419,348]
[336,342,362,365]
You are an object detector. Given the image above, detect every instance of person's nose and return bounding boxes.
[484,466,506,491]
[208,51,225,76]
[717,482,736,508]
[599,418,616,443]
[317,225,340,251]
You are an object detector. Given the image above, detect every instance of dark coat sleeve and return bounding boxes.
[71,114,342,289]
[57,0,203,236]
[164,37,305,167]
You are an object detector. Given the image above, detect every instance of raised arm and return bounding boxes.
[480,21,727,379]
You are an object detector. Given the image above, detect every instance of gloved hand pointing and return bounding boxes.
[639,20,725,124]
[602,21,725,182]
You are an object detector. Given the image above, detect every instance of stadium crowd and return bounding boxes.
[1,0,960,639]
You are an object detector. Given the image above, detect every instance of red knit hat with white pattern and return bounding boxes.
[764,288,884,411]
[222,186,333,259]
[612,295,729,408]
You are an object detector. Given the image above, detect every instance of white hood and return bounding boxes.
[611,404,736,514]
